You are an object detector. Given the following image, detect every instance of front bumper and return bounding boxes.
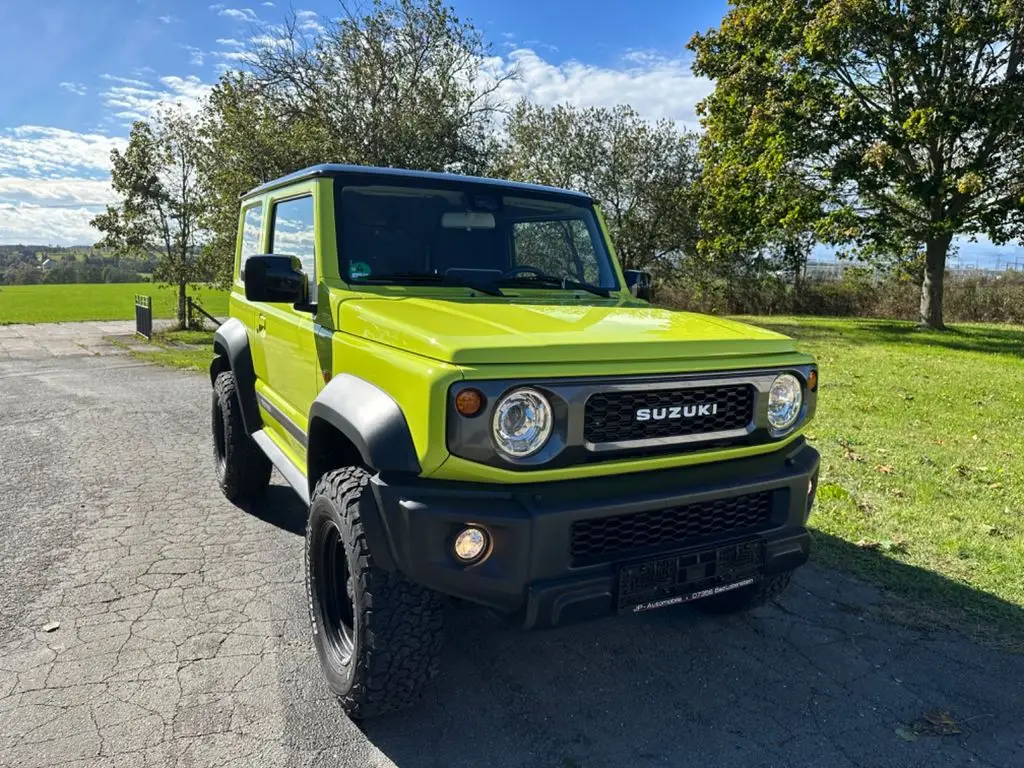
[371,440,820,629]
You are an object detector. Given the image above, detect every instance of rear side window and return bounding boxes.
[271,196,316,299]
[239,204,263,277]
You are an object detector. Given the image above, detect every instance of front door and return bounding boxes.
[256,189,321,462]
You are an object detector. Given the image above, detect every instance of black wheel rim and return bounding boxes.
[212,396,227,474]
[314,521,356,665]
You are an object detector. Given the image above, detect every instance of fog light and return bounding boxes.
[453,527,489,563]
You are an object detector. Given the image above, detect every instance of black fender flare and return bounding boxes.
[211,318,261,435]
[307,373,421,476]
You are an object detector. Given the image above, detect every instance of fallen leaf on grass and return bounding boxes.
[875,465,894,474]
[855,539,908,554]
[987,482,1003,490]
[890,487,906,498]
[912,709,961,736]
[856,500,875,516]
[981,524,1011,540]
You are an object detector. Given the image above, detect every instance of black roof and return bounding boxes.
[241,164,591,201]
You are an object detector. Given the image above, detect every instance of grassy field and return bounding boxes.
[0,282,229,323]
[743,316,1024,645]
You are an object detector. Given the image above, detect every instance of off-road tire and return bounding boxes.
[694,572,793,615]
[212,371,272,501]
[305,466,444,719]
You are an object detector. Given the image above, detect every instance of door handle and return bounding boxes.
[256,314,267,335]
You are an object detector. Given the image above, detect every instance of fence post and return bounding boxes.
[134,294,152,339]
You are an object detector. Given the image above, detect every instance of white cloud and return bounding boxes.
[101,74,151,88]
[101,75,212,122]
[216,38,244,47]
[217,7,259,22]
[184,46,205,66]
[0,127,124,177]
[0,177,115,206]
[0,203,105,245]
[158,14,179,24]
[486,48,713,130]
[262,1,274,5]
[59,82,87,96]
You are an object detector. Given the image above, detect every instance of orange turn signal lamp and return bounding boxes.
[455,388,485,417]
[807,369,818,391]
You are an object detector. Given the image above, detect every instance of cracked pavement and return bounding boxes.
[1,321,1022,767]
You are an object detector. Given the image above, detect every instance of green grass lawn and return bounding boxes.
[742,316,1024,646]
[0,282,229,323]
[110,328,216,372]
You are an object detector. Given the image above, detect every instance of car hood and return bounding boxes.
[336,297,797,365]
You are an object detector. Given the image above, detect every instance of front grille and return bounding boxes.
[570,491,773,564]
[583,385,755,444]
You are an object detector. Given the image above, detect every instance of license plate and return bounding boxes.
[617,540,764,614]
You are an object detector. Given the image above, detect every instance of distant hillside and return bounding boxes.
[0,245,159,286]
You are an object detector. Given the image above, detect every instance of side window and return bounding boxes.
[239,204,263,277]
[270,195,316,301]
[512,219,598,283]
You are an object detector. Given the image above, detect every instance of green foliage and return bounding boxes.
[689,0,1024,329]
[495,102,700,272]
[0,283,228,324]
[200,0,511,284]
[91,109,209,326]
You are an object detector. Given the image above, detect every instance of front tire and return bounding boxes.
[212,370,272,501]
[694,572,793,614]
[305,467,444,719]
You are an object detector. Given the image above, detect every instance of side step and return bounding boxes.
[252,429,310,505]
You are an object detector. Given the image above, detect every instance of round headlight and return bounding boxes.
[492,388,552,458]
[767,374,803,433]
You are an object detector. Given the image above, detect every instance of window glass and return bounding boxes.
[271,196,316,298]
[239,204,263,276]
[336,181,617,290]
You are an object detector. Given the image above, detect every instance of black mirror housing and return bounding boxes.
[624,269,653,302]
[244,255,308,304]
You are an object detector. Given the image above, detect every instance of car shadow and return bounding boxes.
[352,536,1024,768]
[237,483,307,536]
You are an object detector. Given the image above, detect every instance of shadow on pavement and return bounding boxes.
[354,538,1024,768]
[241,484,308,536]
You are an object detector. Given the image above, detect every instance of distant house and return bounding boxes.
[40,258,56,271]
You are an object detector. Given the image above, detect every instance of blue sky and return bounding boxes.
[0,0,1021,268]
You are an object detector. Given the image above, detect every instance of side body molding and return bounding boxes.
[211,318,262,434]
[308,373,422,477]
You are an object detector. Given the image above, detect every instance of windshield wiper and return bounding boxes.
[499,273,610,298]
[356,271,504,296]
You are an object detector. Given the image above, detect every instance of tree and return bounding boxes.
[92,109,207,327]
[497,102,700,273]
[690,0,1024,329]
[200,0,512,283]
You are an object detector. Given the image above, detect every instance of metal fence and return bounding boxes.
[134,294,152,339]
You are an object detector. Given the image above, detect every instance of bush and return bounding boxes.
[660,270,1024,324]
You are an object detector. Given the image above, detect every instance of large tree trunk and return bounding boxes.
[177,278,187,330]
[919,233,951,330]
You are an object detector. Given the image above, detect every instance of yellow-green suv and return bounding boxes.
[209,164,820,719]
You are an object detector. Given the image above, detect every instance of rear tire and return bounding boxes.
[694,572,793,614]
[305,466,444,719]
[212,370,272,501]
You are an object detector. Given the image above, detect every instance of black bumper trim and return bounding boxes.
[371,440,820,628]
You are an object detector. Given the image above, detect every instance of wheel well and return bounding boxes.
[210,343,229,384]
[307,417,365,496]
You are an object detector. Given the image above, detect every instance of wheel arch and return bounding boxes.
[306,373,421,491]
[210,318,261,434]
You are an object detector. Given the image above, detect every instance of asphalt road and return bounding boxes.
[1,322,1022,768]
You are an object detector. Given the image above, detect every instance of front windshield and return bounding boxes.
[335,179,619,290]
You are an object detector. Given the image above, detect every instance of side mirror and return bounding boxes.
[244,254,308,304]
[624,270,653,301]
